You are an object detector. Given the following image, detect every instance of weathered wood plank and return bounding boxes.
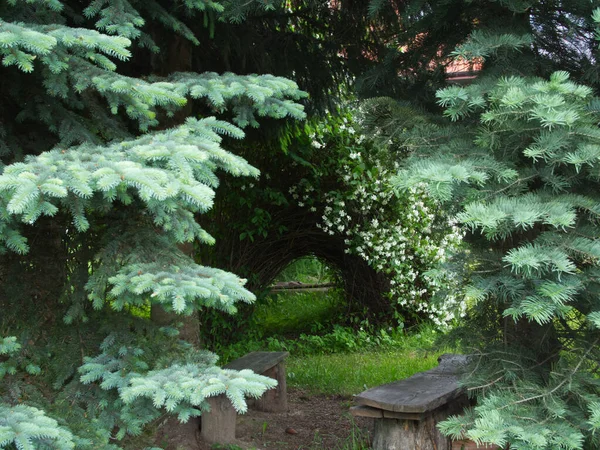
[351,405,426,420]
[350,405,383,418]
[355,372,463,413]
[224,351,289,374]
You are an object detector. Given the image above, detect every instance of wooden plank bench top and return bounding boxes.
[354,371,462,414]
[224,351,289,373]
[354,353,468,415]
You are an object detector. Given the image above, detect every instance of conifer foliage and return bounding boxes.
[0,1,305,448]
[390,7,600,449]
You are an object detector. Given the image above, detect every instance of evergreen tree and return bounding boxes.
[383,3,600,449]
[0,1,306,448]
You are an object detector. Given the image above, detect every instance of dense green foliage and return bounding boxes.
[198,107,467,339]
[379,4,600,448]
[0,1,307,449]
[196,0,600,332]
[4,0,600,448]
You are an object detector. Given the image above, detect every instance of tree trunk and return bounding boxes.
[151,241,201,346]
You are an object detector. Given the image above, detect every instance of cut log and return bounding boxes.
[225,351,289,413]
[200,395,236,444]
[254,361,288,412]
[373,410,449,450]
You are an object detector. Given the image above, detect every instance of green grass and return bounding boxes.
[253,290,343,336]
[275,256,333,284]
[287,337,448,396]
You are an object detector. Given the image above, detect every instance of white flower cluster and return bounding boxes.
[291,115,467,327]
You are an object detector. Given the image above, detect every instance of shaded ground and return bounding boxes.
[156,388,372,449]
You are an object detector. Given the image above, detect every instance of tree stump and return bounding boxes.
[224,351,289,412]
[201,395,236,444]
[255,361,288,412]
[372,406,456,450]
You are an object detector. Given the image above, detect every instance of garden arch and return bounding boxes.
[204,209,394,323]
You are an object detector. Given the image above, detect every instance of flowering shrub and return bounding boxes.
[289,110,466,326]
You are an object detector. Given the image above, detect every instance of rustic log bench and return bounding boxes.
[351,354,470,450]
[201,351,289,444]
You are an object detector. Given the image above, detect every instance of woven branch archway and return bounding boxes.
[202,208,394,323]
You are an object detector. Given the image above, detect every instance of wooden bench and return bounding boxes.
[201,351,289,444]
[351,354,470,450]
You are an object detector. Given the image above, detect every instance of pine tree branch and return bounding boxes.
[498,337,599,411]
[481,175,537,200]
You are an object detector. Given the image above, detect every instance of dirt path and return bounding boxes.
[157,388,372,449]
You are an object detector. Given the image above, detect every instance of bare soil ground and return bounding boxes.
[155,388,372,450]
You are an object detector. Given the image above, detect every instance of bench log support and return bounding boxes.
[224,351,289,413]
[200,351,289,445]
[372,405,461,450]
[255,360,288,412]
[201,394,237,444]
